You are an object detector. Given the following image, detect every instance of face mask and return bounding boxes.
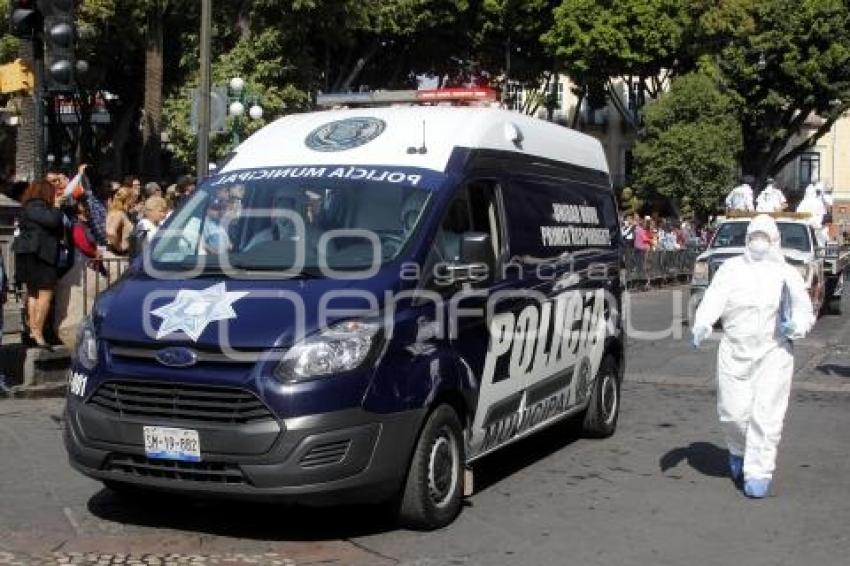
[747,235,771,260]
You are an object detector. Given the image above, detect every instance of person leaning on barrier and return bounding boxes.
[68,201,101,261]
[633,217,652,289]
[106,187,136,255]
[131,196,169,256]
[12,180,64,349]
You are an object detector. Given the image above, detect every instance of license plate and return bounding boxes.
[143,426,201,462]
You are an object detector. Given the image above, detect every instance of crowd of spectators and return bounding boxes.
[3,166,197,349]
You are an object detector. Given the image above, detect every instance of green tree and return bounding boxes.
[163,0,473,170]
[472,0,558,112]
[543,0,691,129]
[702,0,850,187]
[632,71,742,217]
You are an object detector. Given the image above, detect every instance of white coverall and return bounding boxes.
[725,183,754,211]
[796,184,826,228]
[693,215,814,481]
[755,184,787,213]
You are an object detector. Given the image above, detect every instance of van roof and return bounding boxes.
[219,106,609,176]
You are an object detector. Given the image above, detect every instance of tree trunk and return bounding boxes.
[15,39,38,181]
[571,90,584,130]
[111,100,138,176]
[606,79,637,132]
[141,3,164,180]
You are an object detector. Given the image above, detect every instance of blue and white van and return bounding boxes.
[64,97,625,529]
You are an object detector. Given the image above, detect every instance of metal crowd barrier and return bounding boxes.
[82,257,131,315]
[623,248,701,288]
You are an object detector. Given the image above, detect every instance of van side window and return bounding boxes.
[502,177,618,260]
[424,180,503,289]
[468,180,503,263]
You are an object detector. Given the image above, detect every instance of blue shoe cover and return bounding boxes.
[729,454,743,480]
[744,478,771,498]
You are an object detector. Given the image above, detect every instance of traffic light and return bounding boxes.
[41,0,76,92]
[8,0,39,37]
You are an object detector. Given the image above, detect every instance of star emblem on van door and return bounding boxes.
[151,282,249,342]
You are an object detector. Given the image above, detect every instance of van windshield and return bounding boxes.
[150,170,435,272]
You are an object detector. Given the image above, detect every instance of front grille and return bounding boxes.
[105,453,247,484]
[299,439,351,468]
[89,381,274,424]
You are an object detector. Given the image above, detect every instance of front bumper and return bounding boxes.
[64,398,425,505]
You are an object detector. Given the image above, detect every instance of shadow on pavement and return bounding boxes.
[472,417,583,494]
[87,489,397,541]
[658,441,729,478]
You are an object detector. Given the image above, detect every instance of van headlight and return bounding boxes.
[275,320,381,382]
[692,261,709,284]
[76,318,99,370]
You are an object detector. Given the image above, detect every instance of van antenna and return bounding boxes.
[407,120,428,154]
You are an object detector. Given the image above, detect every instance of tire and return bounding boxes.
[398,404,465,530]
[827,296,843,316]
[825,273,844,315]
[581,356,621,438]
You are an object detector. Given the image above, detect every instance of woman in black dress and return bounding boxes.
[13,180,63,347]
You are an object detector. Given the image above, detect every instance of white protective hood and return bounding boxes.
[744,214,784,264]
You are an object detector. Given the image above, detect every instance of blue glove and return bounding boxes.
[781,320,796,338]
[691,325,710,349]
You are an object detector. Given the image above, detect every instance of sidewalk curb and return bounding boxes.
[6,382,67,399]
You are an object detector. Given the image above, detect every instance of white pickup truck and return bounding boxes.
[690,215,845,316]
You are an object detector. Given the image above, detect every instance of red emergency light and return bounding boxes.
[316,87,500,108]
[415,88,499,102]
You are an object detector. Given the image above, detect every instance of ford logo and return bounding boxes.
[155,347,198,368]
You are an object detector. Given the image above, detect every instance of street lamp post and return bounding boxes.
[227,76,263,148]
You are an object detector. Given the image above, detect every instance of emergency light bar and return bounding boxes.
[316,87,499,108]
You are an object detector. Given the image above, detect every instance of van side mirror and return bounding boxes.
[443,232,496,286]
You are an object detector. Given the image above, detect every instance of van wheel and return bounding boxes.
[825,274,844,315]
[398,405,464,530]
[582,356,620,438]
[827,296,843,315]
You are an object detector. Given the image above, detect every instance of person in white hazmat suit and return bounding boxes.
[691,214,814,498]
[796,183,828,244]
[725,182,754,212]
[755,179,787,212]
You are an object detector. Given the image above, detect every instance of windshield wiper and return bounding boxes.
[227,261,325,278]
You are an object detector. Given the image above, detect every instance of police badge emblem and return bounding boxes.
[305,117,386,152]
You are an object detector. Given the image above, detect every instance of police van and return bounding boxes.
[64,88,625,529]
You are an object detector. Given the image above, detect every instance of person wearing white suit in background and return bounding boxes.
[796,183,828,245]
[725,182,754,212]
[755,178,787,212]
[691,214,814,498]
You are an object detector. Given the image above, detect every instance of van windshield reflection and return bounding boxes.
[150,176,432,273]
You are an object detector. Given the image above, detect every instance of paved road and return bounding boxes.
[626,286,850,391]
[1,288,848,565]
